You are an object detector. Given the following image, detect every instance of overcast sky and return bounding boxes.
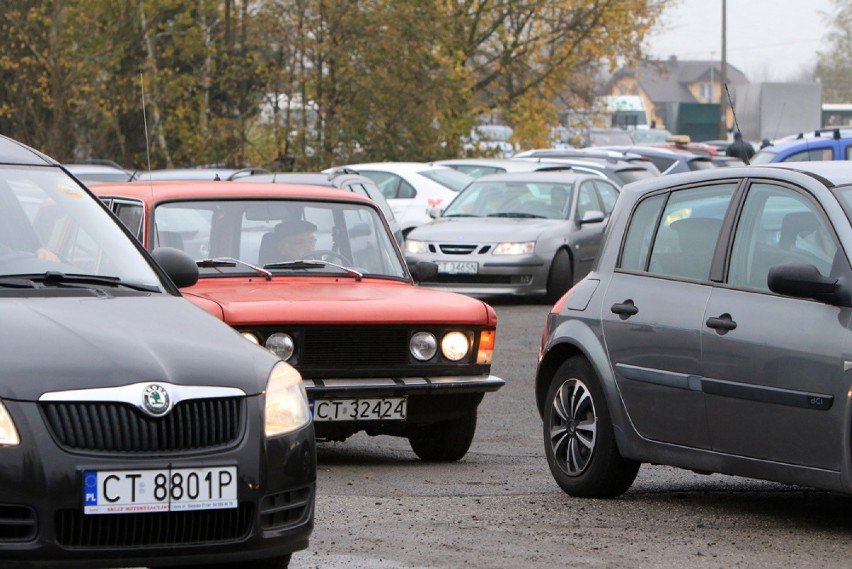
[645,0,835,81]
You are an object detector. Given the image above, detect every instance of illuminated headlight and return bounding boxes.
[441,331,470,361]
[493,241,535,255]
[264,362,311,437]
[410,331,438,361]
[241,332,260,345]
[266,333,295,361]
[0,400,20,447]
[405,239,428,254]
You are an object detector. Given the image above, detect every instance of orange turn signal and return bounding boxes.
[477,330,495,364]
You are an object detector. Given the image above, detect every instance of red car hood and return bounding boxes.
[182,277,497,326]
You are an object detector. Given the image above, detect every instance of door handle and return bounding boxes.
[706,313,737,334]
[610,299,638,320]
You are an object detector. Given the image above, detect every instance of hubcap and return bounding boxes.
[548,377,597,476]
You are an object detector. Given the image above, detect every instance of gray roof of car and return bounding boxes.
[0,134,57,166]
[472,171,591,184]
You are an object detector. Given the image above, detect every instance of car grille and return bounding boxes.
[260,486,314,530]
[438,243,478,255]
[300,326,408,367]
[0,505,36,542]
[40,398,243,453]
[54,504,253,547]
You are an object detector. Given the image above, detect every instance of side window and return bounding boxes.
[783,148,832,162]
[112,199,145,241]
[594,181,619,215]
[363,171,400,199]
[397,178,417,199]
[619,193,666,271]
[645,184,736,280]
[576,182,599,219]
[845,145,852,160]
[728,183,838,291]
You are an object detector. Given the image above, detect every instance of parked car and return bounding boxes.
[512,148,662,179]
[0,136,315,568]
[404,171,620,301]
[328,162,474,235]
[242,169,404,246]
[751,128,852,164]
[515,155,659,187]
[135,166,269,181]
[93,180,504,461]
[536,161,852,498]
[595,145,715,175]
[464,124,516,157]
[64,161,136,183]
[433,158,605,180]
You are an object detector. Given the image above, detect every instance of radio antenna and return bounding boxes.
[140,73,153,177]
[724,83,749,165]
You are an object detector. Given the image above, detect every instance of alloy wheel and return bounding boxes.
[548,377,597,476]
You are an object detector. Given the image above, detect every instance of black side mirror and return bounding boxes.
[767,263,838,304]
[410,261,439,283]
[151,247,199,288]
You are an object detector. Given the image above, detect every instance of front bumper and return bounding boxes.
[303,374,505,398]
[0,397,316,569]
[405,253,550,297]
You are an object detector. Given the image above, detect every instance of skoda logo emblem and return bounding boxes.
[142,384,171,416]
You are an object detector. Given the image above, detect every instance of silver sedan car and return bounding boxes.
[404,172,620,301]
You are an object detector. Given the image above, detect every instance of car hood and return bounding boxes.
[183,278,497,326]
[408,217,564,241]
[0,295,275,400]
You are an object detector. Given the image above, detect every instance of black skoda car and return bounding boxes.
[0,134,315,568]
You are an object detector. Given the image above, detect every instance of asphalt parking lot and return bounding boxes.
[290,300,852,569]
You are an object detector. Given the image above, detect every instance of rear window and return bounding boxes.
[615,168,656,184]
[418,168,474,192]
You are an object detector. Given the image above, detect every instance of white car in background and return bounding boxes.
[327,162,473,234]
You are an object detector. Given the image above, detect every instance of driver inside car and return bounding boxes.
[272,219,318,261]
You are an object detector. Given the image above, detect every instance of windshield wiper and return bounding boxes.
[263,259,363,281]
[488,212,546,218]
[197,257,272,281]
[5,271,162,292]
[443,213,480,218]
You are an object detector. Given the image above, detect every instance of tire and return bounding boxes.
[160,554,291,569]
[543,357,639,498]
[408,412,477,461]
[545,249,573,303]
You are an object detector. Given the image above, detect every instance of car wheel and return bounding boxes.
[161,554,291,569]
[545,249,573,303]
[543,357,639,498]
[408,412,477,461]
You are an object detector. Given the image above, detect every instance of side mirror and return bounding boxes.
[767,263,839,304]
[578,210,606,225]
[410,261,439,283]
[428,206,443,219]
[151,247,199,288]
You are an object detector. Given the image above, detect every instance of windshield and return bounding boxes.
[443,179,573,219]
[418,168,473,192]
[750,150,777,164]
[0,165,163,287]
[154,199,407,279]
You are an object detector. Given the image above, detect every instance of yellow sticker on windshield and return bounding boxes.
[57,181,84,198]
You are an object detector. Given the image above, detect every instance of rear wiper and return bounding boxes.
[197,257,272,281]
[263,259,363,281]
[10,271,161,292]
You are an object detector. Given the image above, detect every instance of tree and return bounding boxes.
[816,0,852,103]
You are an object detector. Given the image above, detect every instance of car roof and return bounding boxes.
[0,134,58,166]
[471,170,596,184]
[135,167,269,181]
[335,162,456,173]
[91,180,377,204]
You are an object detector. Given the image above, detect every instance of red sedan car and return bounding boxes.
[93,180,504,461]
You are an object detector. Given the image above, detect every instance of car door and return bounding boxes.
[702,181,850,470]
[601,182,737,449]
[569,181,608,276]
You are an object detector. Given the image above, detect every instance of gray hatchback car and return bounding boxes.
[404,171,620,302]
[536,161,852,497]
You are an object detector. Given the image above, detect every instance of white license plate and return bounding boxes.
[311,398,407,422]
[83,466,238,515]
[437,261,478,274]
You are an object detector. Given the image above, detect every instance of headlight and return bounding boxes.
[441,331,470,361]
[264,362,311,438]
[410,331,438,361]
[266,333,295,361]
[405,239,428,254]
[241,332,260,344]
[0,400,20,446]
[493,241,535,255]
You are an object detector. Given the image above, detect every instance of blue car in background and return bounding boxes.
[752,128,852,163]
